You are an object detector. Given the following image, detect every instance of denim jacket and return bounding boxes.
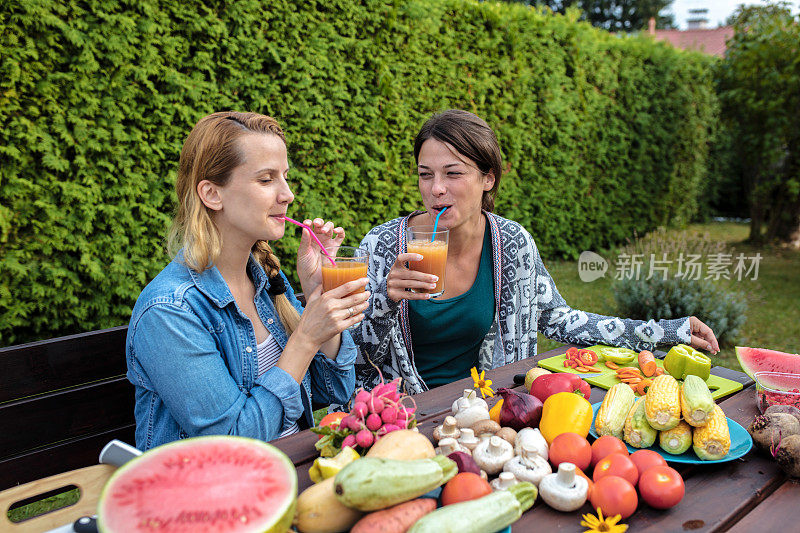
[126,252,356,450]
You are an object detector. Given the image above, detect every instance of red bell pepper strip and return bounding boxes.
[530,373,592,402]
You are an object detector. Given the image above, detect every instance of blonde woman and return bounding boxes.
[127,111,367,450]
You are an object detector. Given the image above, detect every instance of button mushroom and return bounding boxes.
[472,435,514,475]
[451,389,489,415]
[539,462,589,512]
[515,427,549,461]
[471,419,501,440]
[453,397,490,428]
[503,441,553,487]
[435,437,470,456]
[490,471,520,491]
[432,416,461,443]
[495,427,517,446]
[457,428,481,451]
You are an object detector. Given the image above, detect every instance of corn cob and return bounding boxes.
[692,404,731,460]
[659,421,693,454]
[644,374,681,430]
[624,397,658,448]
[594,383,636,439]
[680,375,715,427]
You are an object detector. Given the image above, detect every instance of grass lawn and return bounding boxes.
[537,221,800,371]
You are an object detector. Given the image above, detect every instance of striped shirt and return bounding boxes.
[257,334,299,438]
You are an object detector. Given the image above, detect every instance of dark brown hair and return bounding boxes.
[413,109,503,212]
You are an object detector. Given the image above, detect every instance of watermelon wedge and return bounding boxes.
[97,436,297,533]
[736,346,800,387]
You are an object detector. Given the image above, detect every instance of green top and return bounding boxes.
[409,221,495,388]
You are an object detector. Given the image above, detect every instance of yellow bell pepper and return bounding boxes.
[539,391,594,444]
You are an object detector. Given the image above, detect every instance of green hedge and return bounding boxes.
[0,0,719,346]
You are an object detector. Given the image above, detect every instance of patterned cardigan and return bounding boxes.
[350,212,691,395]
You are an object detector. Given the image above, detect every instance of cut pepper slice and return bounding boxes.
[663,344,711,381]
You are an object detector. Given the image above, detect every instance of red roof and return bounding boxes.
[651,27,734,57]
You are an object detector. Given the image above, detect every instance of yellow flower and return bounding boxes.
[580,507,628,533]
[470,367,494,398]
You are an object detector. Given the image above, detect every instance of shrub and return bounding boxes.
[614,275,747,346]
[0,0,719,345]
[611,228,747,345]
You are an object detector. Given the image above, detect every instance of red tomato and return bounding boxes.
[590,475,638,519]
[441,472,493,506]
[629,449,667,483]
[549,432,592,471]
[591,435,629,467]
[639,465,685,509]
[593,452,639,486]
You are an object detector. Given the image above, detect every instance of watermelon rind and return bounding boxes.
[736,346,800,384]
[97,435,297,533]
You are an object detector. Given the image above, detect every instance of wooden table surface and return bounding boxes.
[272,346,799,532]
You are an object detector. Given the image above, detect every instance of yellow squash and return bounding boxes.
[539,391,593,444]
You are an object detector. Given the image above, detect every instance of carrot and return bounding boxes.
[655,367,666,376]
[638,350,657,377]
[616,368,643,379]
[604,361,620,370]
[635,378,653,396]
[577,365,602,373]
[350,498,437,533]
[620,377,642,385]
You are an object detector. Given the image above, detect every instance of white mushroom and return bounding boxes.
[435,437,470,456]
[432,416,461,443]
[503,441,553,487]
[472,435,514,475]
[490,471,520,491]
[453,397,490,428]
[451,389,489,415]
[515,427,549,461]
[457,428,481,451]
[539,462,589,512]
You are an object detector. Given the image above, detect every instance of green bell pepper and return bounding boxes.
[663,344,711,381]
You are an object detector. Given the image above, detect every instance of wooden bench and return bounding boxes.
[0,294,309,493]
[0,326,134,492]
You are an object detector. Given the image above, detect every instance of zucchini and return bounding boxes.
[334,455,457,511]
[408,482,537,533]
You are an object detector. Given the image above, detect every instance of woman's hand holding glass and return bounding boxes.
[296,218,345,295]
[386,253,440,302]
[296,279,370,346]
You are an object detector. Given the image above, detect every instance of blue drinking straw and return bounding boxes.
[431,206,448,241]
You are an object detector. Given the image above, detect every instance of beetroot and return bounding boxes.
[497,388,543,430]
[447,451,482,476]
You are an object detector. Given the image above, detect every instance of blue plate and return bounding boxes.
[421,487,512,532]
[589,402,753,464]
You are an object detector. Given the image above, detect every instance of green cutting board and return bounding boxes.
[538,346,743,400]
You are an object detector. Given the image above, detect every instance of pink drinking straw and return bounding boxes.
[281,216,337,266]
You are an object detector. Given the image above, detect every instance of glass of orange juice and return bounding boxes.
[406,226,449,297]
[320,247,369,327]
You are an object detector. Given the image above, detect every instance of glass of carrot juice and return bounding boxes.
[406,226,449,297]
[321,246,369,327]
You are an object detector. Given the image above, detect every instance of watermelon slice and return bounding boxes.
[736,346,800,387]
[97,436,297,533]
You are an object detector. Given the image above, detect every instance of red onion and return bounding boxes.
[497,387,543,430]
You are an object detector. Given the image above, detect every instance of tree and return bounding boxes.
[504,1,675,31]
[716,2,800,247]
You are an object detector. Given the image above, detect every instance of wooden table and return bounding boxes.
[271,346,799,532]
